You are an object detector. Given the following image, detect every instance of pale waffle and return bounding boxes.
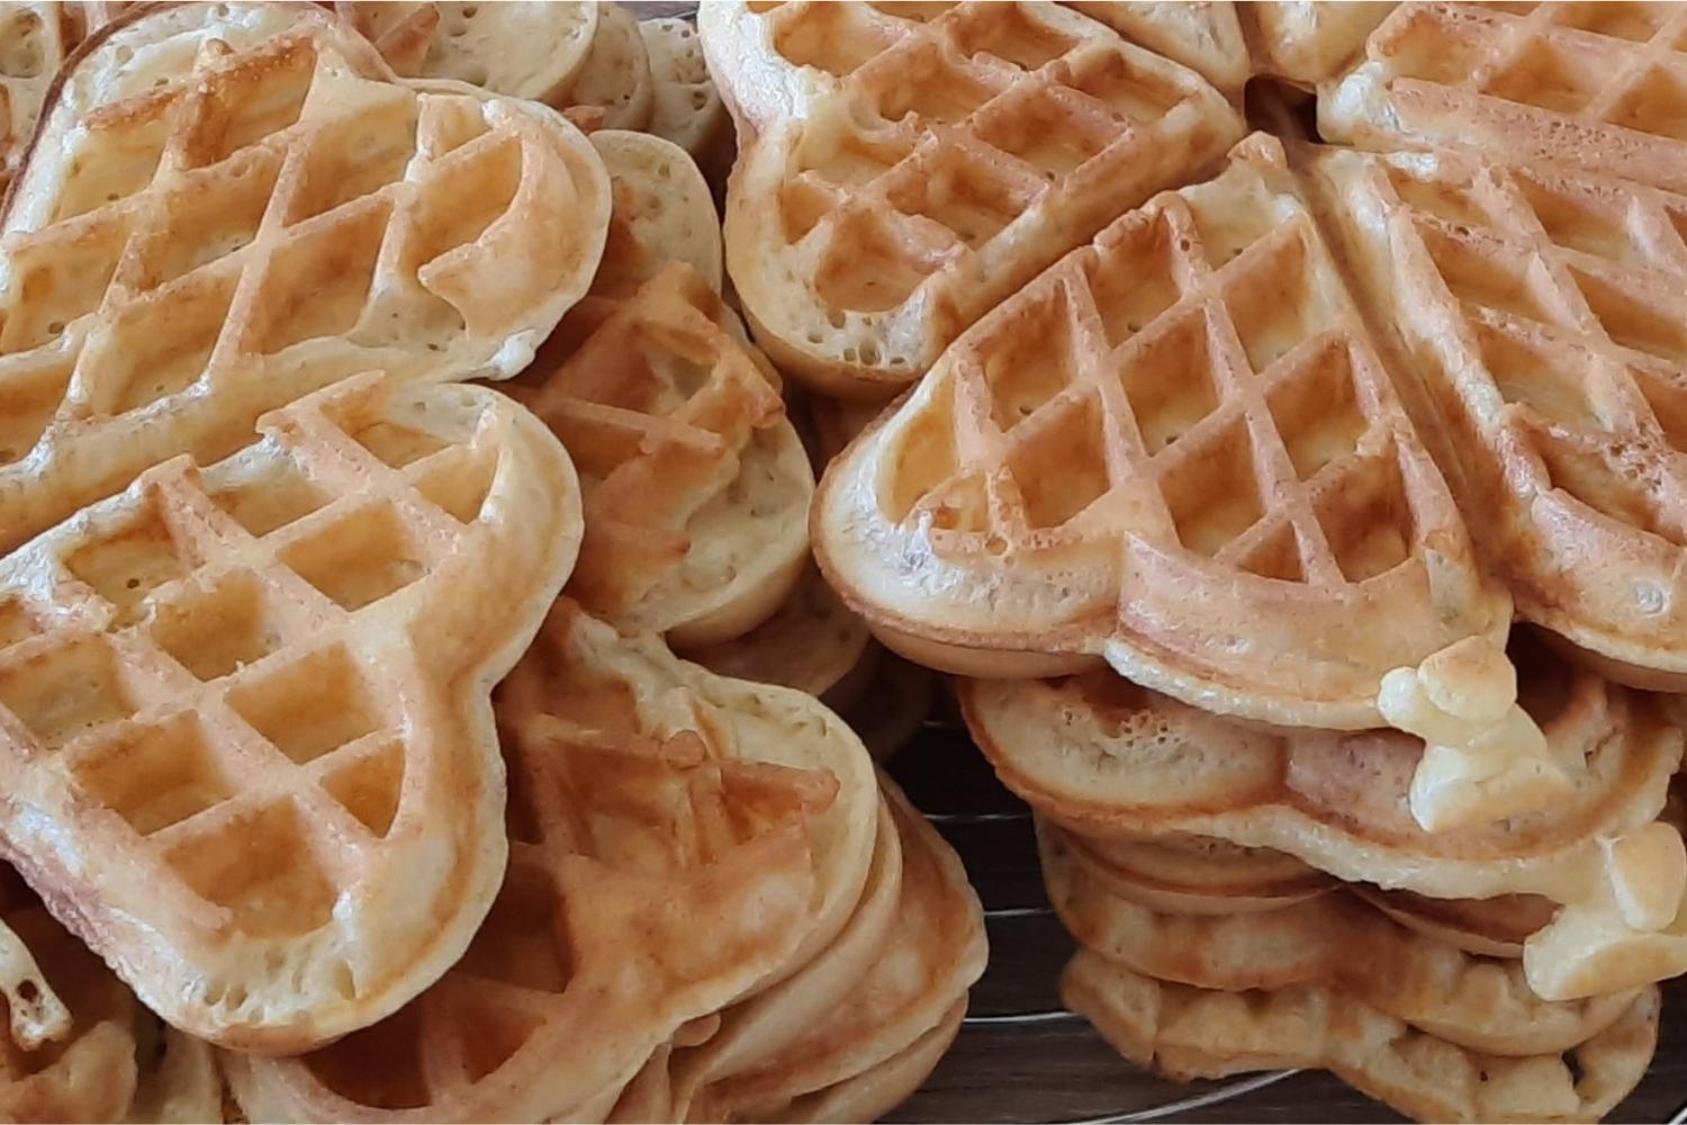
[0,3,110,194]
[691,563,875,708]
[814,133,1510,731]
[0,373,582,1051]
[335,1,598,104]
[1321,2,1687,193]
[225,599,879,1123]
[1065,953,1659,1125]
[512,264,813,648]
[0,1,610,553]
[640,16,732,176]
[1065,833,1335,915]
[960,636,1687,1001]
[1239,1,1397,86]
[1304,141,1687,691]
[686,778,985,1124]
[1062,3,1251,92]
[1041,823,1641,1057]
[702,0,1244,395]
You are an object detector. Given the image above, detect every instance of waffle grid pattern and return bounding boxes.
[1338,2,1687,188]
[1349,152,1687,540]
[888,154,1448,592]
[747,0,1233,368]
[0,380,502,944]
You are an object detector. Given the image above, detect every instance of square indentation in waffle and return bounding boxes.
[164,799,337,939]
[244,201,389,356]
[868,40,1001,125]
[127,151,283,292]
[1064,48,1187,125]
[1480,37,1605,115]
[226,645,386,765]
[882,144,1041,251]
[1606,66,1687,142]
[1266,341,1372,482]
[415,447,497,525]
[1473,322,1605,430]
[342,415,450,470]
[318,737,405,838]
[278,504,428,614]
[52,114,171,223]
[1312,449,1418,582]
[772,3,906,78]
[885,381,960,522]
[1551,1,1672,43]
[1374,5,1491,86]
[1385,166,1498,230]
[1536,431,1684,544]
[1417,224,1570,326]
[0,635,141,751]
[1116,311,1221,455]
[973,85,1117,182]
[0,357,72,465]
[1,213,133,352]
[1185,182,1279,269]
[93,269,238,417]
[283,90,420,226]
[1085,213,1185,349]
[945,3,1077,71]
[1569,265,1687,362]
[1158,421,1265,557]
[209,453,329,539]
[1005,394,1110,530]
[1633,367,1687,452]
[64,497,198,628]
[69,712,234,836]
[146,571,298,683]
[1221,235,1338,375]
[1513,171,1659,268]
[974,283,1082,430]
[178,37,317,171]
[0,598,41,651]
[814,209,947,318]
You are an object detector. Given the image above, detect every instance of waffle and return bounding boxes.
[336,2,598,103]
[0,1,610,554]
[1303,142,1687,692]
[1041,823,1640,1058]
[1065,954,1659,1125]
[755,1001,966,1125]
[0,373,582,1051]
[1063,3,1250,92]
[513,264,813,648]
[702,0,1244,395]
[689,778,985,1123]
[226,599,880,1123]
[1240,1,1397,86]
[1358,887,1559,959]
[1322,2,1687,193]
[691,563,875,707]
[960,636,1687,1001]
[0,3,109,194]
[1065,833,1335,915]
[814,133,1511,732]
[568,1,654,132]
[640,16,732,174]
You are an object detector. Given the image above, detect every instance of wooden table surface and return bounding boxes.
[883,715,1687,1124]
[619,3,1686,1117]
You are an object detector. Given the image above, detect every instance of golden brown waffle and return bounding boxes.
[513,264,813,648]
[960,637,1687,1002]
[0,373,582,1051]
[702,0,1244,395]
[1041,823,1640,1058]
[1304,141,1687,692]
[1357,887,1559,959]
[1322,2,1687,192]
[0,1,609,553]
[688,778,985,1123]
[1063,2,1250,91]
[225,599,879,1123]
[814,133,1510,730]
[1065,953,1659,1125]
[1239,1,1396,86]
[691,563,874,706]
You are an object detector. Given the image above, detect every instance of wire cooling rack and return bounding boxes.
[882,700,1687,1124]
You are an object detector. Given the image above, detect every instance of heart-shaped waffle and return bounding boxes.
[225,600,879,1122]
[1322,2,1687,193]
[1041,823,1641,1058]
[515,264,813,648]
[0,373,581,1050]
[1305,141,1687,691]
[961,635,1687,1001]
[702,0,1244,395]
[1065,952,1659,1125]
[0,1,609,552]
[815,133,1510,729]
